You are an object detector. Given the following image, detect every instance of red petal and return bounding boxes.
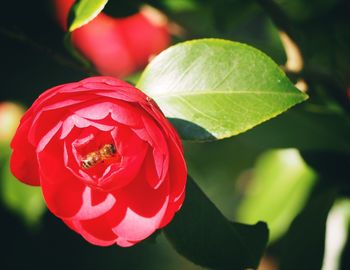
[94,88,147,104]
[168,137,187,203]
[143,148,168,189]
[119,13,170,69]
[159,188,185,228]
[133,115,170,188]
[110,169,170,242]
[99,126,148,190]
[72,16,136,78]
[40,171,85,219]
[10,119,40,185]
[112,196,168,242]
[60,114,113,140]
[81,76,135,89]
[73,99,142,127]
[72,187,116,220]
[116,238,136,247]
[52,0,75,30]
[63,219,117,247]
[38,136,84,218]
[36,121,63,152]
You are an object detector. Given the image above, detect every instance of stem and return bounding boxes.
[0,27,96,75]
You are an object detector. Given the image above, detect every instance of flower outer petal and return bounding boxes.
[10,119,40,185]
[64,219,117,247]
[112,196,169,242]
[72,186,116,220]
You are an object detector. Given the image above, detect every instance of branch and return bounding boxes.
[0,27,96,75]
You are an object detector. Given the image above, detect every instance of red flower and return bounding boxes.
[10,77,187,247]
[53,0,170,77]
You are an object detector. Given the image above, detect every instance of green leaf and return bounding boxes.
[163,176,269,270]
[279,190,336,270]
[163,0,198,12]
[236,149,317,242]
[68,0,109,32]
[0,144,11,164]
[137,39,307,141]
[1,157,46,227]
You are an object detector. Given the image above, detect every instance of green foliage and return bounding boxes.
[68,0,109,31]
[137,39,307,141]
[162,0,198,11]
[0,144,11,164]
[1,158,46,227]
[236,149,316,242]
[164,176,269,270]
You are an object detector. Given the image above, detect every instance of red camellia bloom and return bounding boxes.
[53,0,170,77]
[10,77,187,247]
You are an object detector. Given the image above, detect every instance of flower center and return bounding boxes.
[81,144,117,170]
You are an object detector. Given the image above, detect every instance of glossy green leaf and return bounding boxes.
[137,39,307,141]
[279,190,336,270]
[68,0,109,32]
[164,176,269,270]
[1,158,46,227]
[236,149,316,242]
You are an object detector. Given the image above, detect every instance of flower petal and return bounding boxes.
[38,136,84,218]
[10,119,40,185]
[74,100,142,127]
[64,219,117,247]
[40,171,85,219]
[116,237,136,247]
[99,125,148,190]
[72,17,136,78]
[73,186,116,220]
[168,137,187,203]
[110,168,170,242]
[112,197,168,242]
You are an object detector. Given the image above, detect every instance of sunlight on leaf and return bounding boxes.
[68,0,109,32]
[236,149,316,242]
[1,158,46,227]
[163,0,198,11]
[137,39,308,141]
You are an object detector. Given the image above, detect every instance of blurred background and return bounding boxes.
[0,0,350,269]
